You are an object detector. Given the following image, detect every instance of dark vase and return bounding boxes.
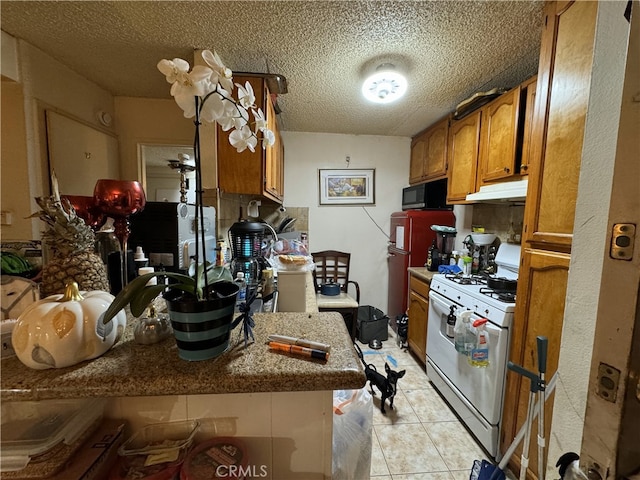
[164,281,239,361]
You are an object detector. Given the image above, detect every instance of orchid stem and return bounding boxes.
[193,96,210,300]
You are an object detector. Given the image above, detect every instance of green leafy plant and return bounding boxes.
[102,264,233,324]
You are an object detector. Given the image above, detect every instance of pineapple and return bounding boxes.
[35,177,110,297]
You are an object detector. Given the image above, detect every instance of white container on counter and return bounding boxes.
[276,270,307,312]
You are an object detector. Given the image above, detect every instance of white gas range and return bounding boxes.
[426,243,520,460]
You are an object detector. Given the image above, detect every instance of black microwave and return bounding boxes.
[402,179,450,210]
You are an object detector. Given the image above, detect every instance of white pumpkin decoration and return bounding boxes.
[12,282,126,369]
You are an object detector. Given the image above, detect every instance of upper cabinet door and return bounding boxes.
[477,86,522,186]
[447,110,481,203]
[423,117,449,182]
[264,94,284,198]
[519,76,537,176]
[217,76,284,203]
[409,135,427,185]
[409,116,449,185]
[524,0,598,253]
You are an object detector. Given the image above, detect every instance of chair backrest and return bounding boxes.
[311,250,351,293]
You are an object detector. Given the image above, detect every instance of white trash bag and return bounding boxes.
[332,388,373,480]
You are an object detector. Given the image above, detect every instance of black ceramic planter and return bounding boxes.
[164,281,239,361]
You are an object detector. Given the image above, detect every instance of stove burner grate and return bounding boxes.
[444,274,487,286]
[479,287,516,304]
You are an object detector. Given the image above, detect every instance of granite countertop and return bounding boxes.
[1,282,365,401]
[407,267,438,283]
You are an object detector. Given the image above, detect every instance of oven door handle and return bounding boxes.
[429,290,455,317]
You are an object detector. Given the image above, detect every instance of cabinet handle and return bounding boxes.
[503,167,510,173]
[521,164,529,172]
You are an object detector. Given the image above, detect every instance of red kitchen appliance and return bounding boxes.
[387,210,455,329]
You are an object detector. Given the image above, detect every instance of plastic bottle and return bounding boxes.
[427,241,441,272]
[454,310,473,355]
[426,239,436,270]
[234,272,247,307]
[134,246,148,272]
[472,249,480,274]
[468,319,490,368]
[261,268,275,312]
[450,251,459,266]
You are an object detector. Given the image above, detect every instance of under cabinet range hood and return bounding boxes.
[465,178,528,203]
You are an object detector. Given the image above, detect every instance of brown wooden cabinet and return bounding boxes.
[409,116,449,185]
[502,248,570,479]
[519,76,537,176]
[477,85,523,186]
[524,1,596,255]
[264,94,284,199]
[217,75,284,203]
[500,2,598,478]
[446,110,481,203]
[447,76,536,204]
[407,274,430,363]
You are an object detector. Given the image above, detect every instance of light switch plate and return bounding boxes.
[0,211,12,225]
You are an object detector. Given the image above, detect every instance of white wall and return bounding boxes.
[1,82,32,241]
[282,131,410,314]
[7,37,116,239]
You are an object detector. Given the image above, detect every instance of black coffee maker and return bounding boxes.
[436,231,456,265]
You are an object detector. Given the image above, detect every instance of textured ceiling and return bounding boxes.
[1,1,544,138]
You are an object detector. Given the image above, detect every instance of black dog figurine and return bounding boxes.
[354,343,406,414]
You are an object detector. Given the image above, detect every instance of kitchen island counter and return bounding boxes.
[1,274,365,478]
[1,310,365,401]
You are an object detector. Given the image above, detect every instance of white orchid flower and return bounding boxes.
[261,128,276,148]
[217,100,244,131]
[229,125,258,153]
[200,92,226,123]
[174,92,198,118]
[234,105,250,128]
[157,58,191,84]
[157,60,212,118]
[252,108,268,131]
[218,116,234,132]
[236,81,256,109]
[159,52,276,154]
[201,50,234,92]
[170,65,211,98]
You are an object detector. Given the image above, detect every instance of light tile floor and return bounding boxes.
[359,327,496,480]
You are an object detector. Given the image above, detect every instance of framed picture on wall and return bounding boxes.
[318,169,375,206]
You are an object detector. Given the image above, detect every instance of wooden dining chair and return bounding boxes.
[311,250,360,340]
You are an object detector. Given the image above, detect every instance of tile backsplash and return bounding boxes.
[470,203,525,245]
[202,189,308,243]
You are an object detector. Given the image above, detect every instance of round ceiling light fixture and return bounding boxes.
[361,63,408,104]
